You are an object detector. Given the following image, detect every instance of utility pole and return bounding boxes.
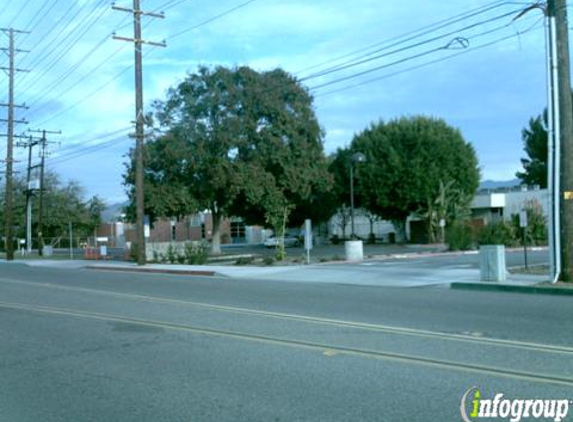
[0,28,29,261]
[28,129,60,256]
[16,136,40,254]
[112,1,165,265]
[549,0,573,281]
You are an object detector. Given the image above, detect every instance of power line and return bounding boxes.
[167,0,260,40]
[16,2,81,58]
[19,0,101,72]
[21,0,62,32]
[24,36,111,109]
[29,48,153,128]
[300,5,528,82]
[0,0,15,17]
[25,0,261,127]
[49,136,131,167]
[314,18,544,97]
[307,10,541,92]
[18,0,109,94]
[295,0,512,76]
[13,127,132,173]
[22,14,158,115]
[7,2,30,28]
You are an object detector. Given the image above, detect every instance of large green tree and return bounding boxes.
[125,66,332,255]
[516,112,548,188]
[351,116,480,240]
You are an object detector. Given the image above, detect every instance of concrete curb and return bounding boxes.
[313,245,548,266]
[450,282,573,296]
[86,265,217,277]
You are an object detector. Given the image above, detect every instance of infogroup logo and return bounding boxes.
[460,387,571,422]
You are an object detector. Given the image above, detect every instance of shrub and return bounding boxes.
[129,242,140,262]
[184,242,209,265]
[235,256,255,266]
[446,222,474,251]
[367,233,376,244]
[478,221,518,247]
[330,234,341,245]
[510,200,548,246]
[263,256,275,266]
[166,244,178,264]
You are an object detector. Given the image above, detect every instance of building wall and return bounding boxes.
[471,188,549,224]
[328,210,400,242]
[112,213,267,246]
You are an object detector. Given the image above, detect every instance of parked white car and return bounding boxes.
[263,234,300,248]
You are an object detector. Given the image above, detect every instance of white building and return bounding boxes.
[471,186,549,223]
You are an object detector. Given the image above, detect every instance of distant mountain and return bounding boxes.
[101,201,128,222]
[479,179,521,191]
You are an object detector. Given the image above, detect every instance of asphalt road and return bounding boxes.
[0,262,571,422]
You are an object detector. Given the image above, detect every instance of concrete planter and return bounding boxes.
[344,240,364,262]
[479,244,506,282]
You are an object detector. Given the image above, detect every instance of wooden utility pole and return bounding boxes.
[15,136,40,254]
[549,0,573,281]
[28,129,60,256]
[112,1,165,265]
[0,28,29,261]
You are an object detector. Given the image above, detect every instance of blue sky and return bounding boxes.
[0,0,551,204]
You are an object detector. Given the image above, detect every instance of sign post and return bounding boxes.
[520,210,528,270]
[304,219,312,264]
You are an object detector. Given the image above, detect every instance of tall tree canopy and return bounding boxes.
[516,112,548,188]
[350,116,480,238]
[125,65,332,254]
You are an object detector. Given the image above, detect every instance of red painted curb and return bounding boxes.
[86,266,216,277]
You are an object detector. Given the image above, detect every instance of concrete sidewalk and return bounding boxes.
[5,256,547,288]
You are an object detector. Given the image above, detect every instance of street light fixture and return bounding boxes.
[350,152,366,239]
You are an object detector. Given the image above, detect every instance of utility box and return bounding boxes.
[344,240,363,262]
[479,245,506,282]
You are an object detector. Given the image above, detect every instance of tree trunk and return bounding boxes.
[211,211,222,255]
[393,219,407,243]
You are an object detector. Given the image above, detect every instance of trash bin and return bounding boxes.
[479,245,506,282]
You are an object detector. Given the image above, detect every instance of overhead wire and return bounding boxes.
[7,1,30,28]
[21,0,62,33]
[300,5,529,82]
[49,136,132,167]
[167,0,259,40]
[314,17,545,97]
[17,0,110,94]
[307,7,542,91]
[12,128,132,173]
[0,0,15,17]
[295,0,511,76]
[26,0,262,128]
[18,0,100,75]
[21,0,184,119]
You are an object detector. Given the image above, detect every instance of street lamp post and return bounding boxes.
[350,152,366,239]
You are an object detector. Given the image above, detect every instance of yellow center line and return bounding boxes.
[1,300,572,388]
[1,276,572,355]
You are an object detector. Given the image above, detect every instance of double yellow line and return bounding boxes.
[0,299,572,387]
[1,276,571,355]
[1,276,572,387]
